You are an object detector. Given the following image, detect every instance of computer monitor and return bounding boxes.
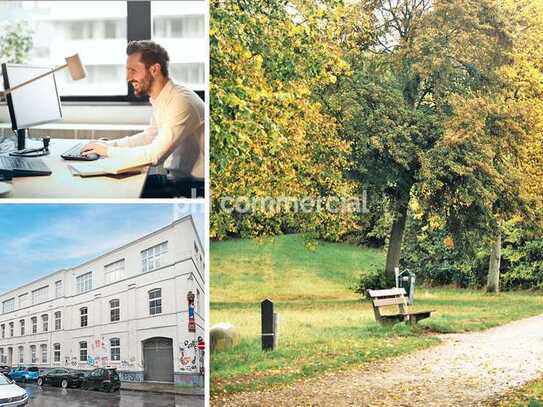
[1,63,62,151]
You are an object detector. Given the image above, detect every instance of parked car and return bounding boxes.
[0,373,28,406]
[37,368,84,389]
[81,368,121,392]
[8,367,39,383]
[0,366,11,376]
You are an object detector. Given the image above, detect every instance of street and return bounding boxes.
[20,383,204,407]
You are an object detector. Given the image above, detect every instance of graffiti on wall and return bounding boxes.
[120,356,143,370]
[178,336,204,373]
[119,371,143,382]
[187,291,196,333]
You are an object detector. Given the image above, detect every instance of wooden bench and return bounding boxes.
[367,288,434,326]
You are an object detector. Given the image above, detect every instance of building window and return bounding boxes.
[1,324,5,339]
[18,346,24,364]
[31,317,37,334]
[0,349,4,364]
[79,342,87,362]
[80,307,88,327]
[32,286,49,305]
[18,293,28,309]
[142,242,168,273]
[110,338,120,361]
[76,272,93,294]
[55,280,63,298]
[149,288,162,315]
[41,344,47,364]
[2,298,15,313]
[9,322,14,337]
[54,311,62,330]
[104,259,125,284]
[53,343,61,363]
[42,314,48,332]
[30,345,37,364]
[110,299,120,322]
[19,319,24,336]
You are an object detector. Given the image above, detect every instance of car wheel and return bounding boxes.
[61,379,68,389]
[37,378,43,386]
[102,383,111,393]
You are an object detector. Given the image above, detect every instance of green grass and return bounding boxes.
[488,377,543,406]
[211,234,543,396]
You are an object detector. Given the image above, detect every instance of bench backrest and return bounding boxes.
[367,288,408,317]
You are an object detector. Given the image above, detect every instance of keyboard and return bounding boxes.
[61,143,100,161]
[0,155,52,176]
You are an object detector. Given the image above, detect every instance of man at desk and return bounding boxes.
[81,40,204,198]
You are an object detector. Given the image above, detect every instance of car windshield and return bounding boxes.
[0,374,11,385]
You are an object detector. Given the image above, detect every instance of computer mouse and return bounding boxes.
[85,153,100,161]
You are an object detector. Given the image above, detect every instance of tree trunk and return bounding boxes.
[384,197,410,282]
[486,231,502,293]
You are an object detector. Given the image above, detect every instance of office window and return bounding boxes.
[53,343,61,362]
[104,259,125,284]
[110,299,120,322]
[142,242,168,273]
[41,344,47,364]
[9,322,14,337]
[42,314,48,332]
[152,1,206,89]
[76,272,93,294]
[19,319,25,336]
[149,288,162,315]
[1,324,5,339]
[54,311,62,330]
[32,286,49,305]
[18,346,24,364]
[55,280,63,298]
[80,307,88,327]
[30,345,37,364]
[2,298,15,313]
[18,293,29,309]
[31,317,37,334]
[110,338,120,361]
[79,342,87,362]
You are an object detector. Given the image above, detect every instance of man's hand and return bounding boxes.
[81,142,109,157]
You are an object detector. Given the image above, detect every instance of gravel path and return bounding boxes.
[214,314,543,406]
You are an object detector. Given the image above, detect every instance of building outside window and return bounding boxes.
[76,272,93,294]
[110,338,120,361]
[1,324,5,339]
[80,307,88,327]
[41,344,47,364]
[142,242,168,273]
[9,322,13,337]
[32,286,49,305]
[30,345,37,364]
[2,298,15,313]
[18,346,24,364]
[79,342,87,362]
[42,314,48,332]
[110,299,120,322]
[149,288,162,315]
[55,280,63,298]
[54,311,62,330]
[104,259,125,284]
[19,319,24,336]
[54,343,61,362]
[31,317,37,334]
[0,349,4,364]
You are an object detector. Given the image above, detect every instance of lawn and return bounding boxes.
[211,234,543,396]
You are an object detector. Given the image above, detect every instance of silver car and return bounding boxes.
[0,374,28,406]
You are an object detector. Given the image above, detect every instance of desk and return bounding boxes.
[1,139,149,199]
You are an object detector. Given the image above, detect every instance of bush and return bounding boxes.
[354,269,388,298]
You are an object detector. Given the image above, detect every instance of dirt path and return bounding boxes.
[213,314,543,406]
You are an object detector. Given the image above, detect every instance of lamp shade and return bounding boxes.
[65,54,86,80]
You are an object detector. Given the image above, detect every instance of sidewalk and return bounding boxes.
[122,381,205,397]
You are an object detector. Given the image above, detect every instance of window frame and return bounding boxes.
[54,311,62,330]
[53,343,61,363]
[110,338,121,361]
[149,288,162,315]
[79,341,88,362]
[110,299,120,322]
[19,319,24,336]
[80,307,88,327]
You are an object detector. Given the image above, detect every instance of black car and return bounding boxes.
[37,368,84,389]
[81,368,121,392]
[0,366,11,376]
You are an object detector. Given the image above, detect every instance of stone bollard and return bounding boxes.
[210,322,240,353]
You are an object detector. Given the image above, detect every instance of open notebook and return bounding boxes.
[67,159,148,177]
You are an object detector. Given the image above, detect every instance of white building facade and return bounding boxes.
[0,216,205,387]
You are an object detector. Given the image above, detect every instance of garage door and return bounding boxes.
[143,337,174,383]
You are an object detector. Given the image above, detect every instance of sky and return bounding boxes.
[0,203,205,293]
